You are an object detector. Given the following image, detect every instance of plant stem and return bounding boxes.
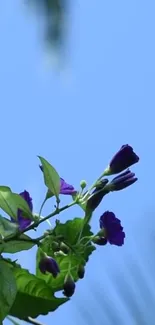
[23,199,77,234]
[81,172,106,202]
[2,200,77,245]
[38,198,47,219]
[24,317,46,325]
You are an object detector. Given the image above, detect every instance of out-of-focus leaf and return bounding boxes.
[10,268,67,319]
[0,261,17,322]
[1,234,35,254]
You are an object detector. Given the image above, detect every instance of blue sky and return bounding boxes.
[1,0,155,324]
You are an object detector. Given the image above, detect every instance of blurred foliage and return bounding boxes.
[26,0,67,51]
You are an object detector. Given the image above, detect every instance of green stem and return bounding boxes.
[81,172,106,202]
[24,317,46,325]
[77,235,94,245]
[38,198,47,219]
[25,200,77,233]
[3,200,77,245]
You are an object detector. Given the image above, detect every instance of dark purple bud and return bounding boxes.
[11,191,33,231]
[92,236,108,246]
[77,265,85,279]
[40,165,77,195]
[110,169,137,191]
[105,145,139,175]
[86,179,109,212]
[39,255,60,278]
[63,274,75,297]
[100,211,125,246]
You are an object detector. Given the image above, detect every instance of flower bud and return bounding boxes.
[63,274,75,297]
[54,250,67,257]
[92,236,107,246]
[77,265,85,279]
[96,229,106,237]
[39,252,60,278]
[52,241,60,252]
[60,242,70,254]
[80,180,87,190]
[86,179,109,212]
[104,145,139,175]
[109,169,137,191]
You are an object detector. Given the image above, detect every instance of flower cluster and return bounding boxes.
[87,144,139,246]
[9,144,139,299]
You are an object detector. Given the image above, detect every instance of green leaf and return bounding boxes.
[10,193,33,220]
[0,191,33,221]
[0,260,17,322]
[3,259,21,269]
[0,235,35,254]
[38,156,60,201]
[0,186,11,192]
[36,218,96,292]
[46,189,54,200]
[0,190,17,220]
[54,218,91,245]
[9,268,67,319]
[0,215,18,238]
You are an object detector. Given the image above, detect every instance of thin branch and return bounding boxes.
[2,200,77,245]
[23,199,77,233]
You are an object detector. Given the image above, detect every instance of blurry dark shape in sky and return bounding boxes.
[27,0,67,51]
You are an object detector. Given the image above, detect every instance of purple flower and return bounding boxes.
[40,165,77,195]
[106,145,139,175]
[110,169,137,191]
[63,274,75,297]
[39,255,60,278]
[100,211,125,246]
[11,191,33,231]
[60,178,76,195]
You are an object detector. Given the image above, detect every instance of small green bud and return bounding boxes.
[54,250,67,257]
[33,215,40,223]
[92,236,107,246]
[60,242,70,254]
[96,229,106,237]
[80,180,87,190]
[52,241,60,252]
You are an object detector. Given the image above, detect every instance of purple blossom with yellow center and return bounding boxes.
[11,190,33,231]
[39,255,60,278]
[105,145,139,175]
[40,165,77,195]
[99,211,125,246]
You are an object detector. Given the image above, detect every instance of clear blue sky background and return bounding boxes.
[1,0,155,324]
